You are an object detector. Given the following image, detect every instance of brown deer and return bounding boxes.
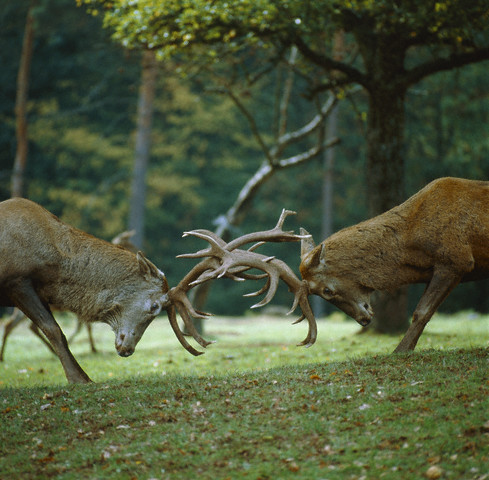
[0,230,139,361]
[0,198,169,383]
[0,199,316,383]
[0,230,138,362]
[299,177,489,352]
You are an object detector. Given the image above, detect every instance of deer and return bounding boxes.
[0,230,139,361]
[0,198,317,383]
[299,176,489,353]
[0,198,170,383]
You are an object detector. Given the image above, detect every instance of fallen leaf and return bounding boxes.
[426,465,443,479]
[288,462,300,472]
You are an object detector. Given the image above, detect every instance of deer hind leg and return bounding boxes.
[394,269,461,353]
[10,279,92,383]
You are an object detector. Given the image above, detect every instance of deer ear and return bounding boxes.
[300,228,316,259]
[137,252,166,281]
[302,244,324,270]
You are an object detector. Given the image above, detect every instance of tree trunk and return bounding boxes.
[365,84,410,333]
[128,50,158,249]
[313,30,344,318]
[313,105,338,318]
[11,4,35,198]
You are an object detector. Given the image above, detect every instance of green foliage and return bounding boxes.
[83,0,489,59]
[1,313,488,478]
[1,0,489,317]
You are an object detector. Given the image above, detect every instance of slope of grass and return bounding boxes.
[0,312,488,479]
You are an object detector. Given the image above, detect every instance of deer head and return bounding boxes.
[299,229,374,327]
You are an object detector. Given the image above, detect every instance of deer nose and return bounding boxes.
[115,333,135,357]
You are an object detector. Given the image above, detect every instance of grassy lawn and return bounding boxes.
[1,311,488,479]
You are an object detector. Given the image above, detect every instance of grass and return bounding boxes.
[0,311,488,479]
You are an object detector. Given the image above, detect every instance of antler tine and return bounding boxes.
[291,313,305,325]
[234,271,268,281]
[294,281,317,347]
[249,271,280,309]
[248,241,265,252]
[296,304,317,347]
[183,229,227,246]
[178,230,228,259]
[166,305,204,356]
[246,255,317,348]
[275,209,297,229]
[176,305,215,348]
[243,276,271,298]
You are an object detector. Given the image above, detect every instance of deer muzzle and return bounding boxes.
[355,302,374,327]
[115,332,136,357]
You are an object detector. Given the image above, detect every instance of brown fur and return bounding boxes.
[0,198,169,383]
[300,177,489,351]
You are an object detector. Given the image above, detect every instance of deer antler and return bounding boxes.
[163,210,317,355]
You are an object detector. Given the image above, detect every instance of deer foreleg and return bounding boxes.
[394,270,461,353]
[10,279,92,383]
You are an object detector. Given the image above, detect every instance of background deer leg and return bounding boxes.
[10,279,92,383]
[0,308,25,361]
[68,320,97,353]
[29,322,57,355]
[68,319,83,344]
[86,323,97,353]
[394,270,461,353]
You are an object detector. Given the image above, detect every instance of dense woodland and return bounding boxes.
[2,0,489,317]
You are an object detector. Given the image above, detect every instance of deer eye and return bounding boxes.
[149,301,161,315]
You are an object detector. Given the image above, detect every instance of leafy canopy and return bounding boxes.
[80,0,489,62]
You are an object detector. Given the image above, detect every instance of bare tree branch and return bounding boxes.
[404,47,489,88]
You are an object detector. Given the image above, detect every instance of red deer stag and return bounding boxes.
[299,177,489,352]
[0,230,139,361]
[0,198,169,383]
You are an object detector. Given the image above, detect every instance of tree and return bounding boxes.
[86,0,489,332]
[190,59,340,323]
[11,2,35,198]
[128,50,158,249]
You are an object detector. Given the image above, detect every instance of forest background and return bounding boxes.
[1,0,489,320]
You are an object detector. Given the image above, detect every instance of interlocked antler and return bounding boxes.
[164,210,317,355]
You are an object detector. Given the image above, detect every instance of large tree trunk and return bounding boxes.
[128,50,158,249]
[314,30,344,318]
[11,4,35,198]
[365,84,410,333]
[313,105,338,318]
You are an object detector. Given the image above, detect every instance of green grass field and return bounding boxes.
[1,312,488,479]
